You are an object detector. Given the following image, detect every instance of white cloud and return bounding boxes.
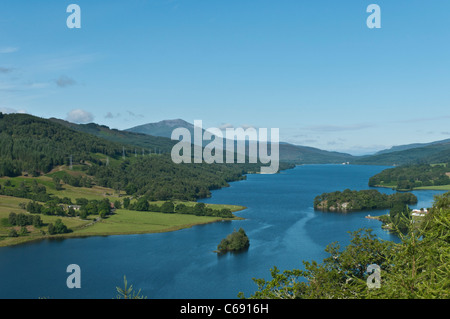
[66,109,94,124]
[0,107,27,114]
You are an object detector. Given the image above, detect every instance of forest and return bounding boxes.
[0,113,294,201]
[368,163,450,190]
[313,189,418,212]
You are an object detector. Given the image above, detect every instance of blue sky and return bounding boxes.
[1,0,450,155]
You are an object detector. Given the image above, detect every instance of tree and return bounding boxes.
[160,201,175,214]
[241,193,450,299]
[48,219,69,235]
[8,229,18,238]
[134,197,149,211]
[123,197,131,209]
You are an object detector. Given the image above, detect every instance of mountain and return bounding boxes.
[126,119,195,139]
[126,119,356,164]
[0,113,271,200]
[354,139,450,166]
[278,142,354,164]
[375,138,450,155]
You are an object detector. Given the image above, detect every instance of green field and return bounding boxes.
[414,185,450,191]
[0,174,246,247]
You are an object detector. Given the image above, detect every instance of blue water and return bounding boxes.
[0,165,445,299]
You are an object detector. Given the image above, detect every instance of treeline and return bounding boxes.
[89,155,271,201]
[369,164,450,190]
[26,198,113,219]
[0,179,70,204]
[8,212,43,228]
[6,213,69,237]
[314,189,418,212]
[52,173,92,189]
[124,198,234,218]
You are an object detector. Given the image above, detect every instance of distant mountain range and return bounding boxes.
[4,114,448,168]
[127,119,450,166]
[127,119,355,164]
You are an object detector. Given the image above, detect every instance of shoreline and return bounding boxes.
[373,184,450,191]
[0,202,247,248]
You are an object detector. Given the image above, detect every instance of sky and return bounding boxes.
[1,0,450,155]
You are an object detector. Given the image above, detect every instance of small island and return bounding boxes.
[314,189,417,213]
[216,228,250,254]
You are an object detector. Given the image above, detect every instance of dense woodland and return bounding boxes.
[369,164,450,190]
[314,189,418,212]
[0,113,293,202]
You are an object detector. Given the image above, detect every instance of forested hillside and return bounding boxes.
[369,164,450,190]
[0,113,293,201]
[0,113,124,176]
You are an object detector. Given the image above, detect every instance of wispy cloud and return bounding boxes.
[55,75,77,88]
[0,67,14,74]
[127,110,144,118]
[393,115,450,124]
[105,112,121,119]
[0,47,19,54]
[305,123,376,132]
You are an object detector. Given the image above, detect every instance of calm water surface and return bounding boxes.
[0,165,445,299]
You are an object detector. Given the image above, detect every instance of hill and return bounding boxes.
[127,119,356,164]
[374,138,450,155]
[49,118,176,154]
[0,113,125,176]
[126,119,195,139]
[0,112,282,201]
[354,140,450,166]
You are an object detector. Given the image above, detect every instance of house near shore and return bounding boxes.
[412,208,428,217]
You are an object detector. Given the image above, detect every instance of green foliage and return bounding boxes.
[48,219,70,235]
[217,228,250,254]
[8,212,42,227]
[8,229,18,238]
[115,276,147,299]
[0,113,125,176]
[126,200,235,218]
[369,164,450,190]
[88,155,264,201]
[314,189,417,212]
[242,193,450,299]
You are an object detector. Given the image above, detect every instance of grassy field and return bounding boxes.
[374,183,450,192]
[0,194,245,247]
[0,172,246,247]
[74,209,241,237]
[415,185,450,191]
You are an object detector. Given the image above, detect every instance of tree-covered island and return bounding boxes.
[314,189,418,212]
[216,228,250,254]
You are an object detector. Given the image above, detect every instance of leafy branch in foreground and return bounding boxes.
[115,276,147,299]
[241,192,450,299]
